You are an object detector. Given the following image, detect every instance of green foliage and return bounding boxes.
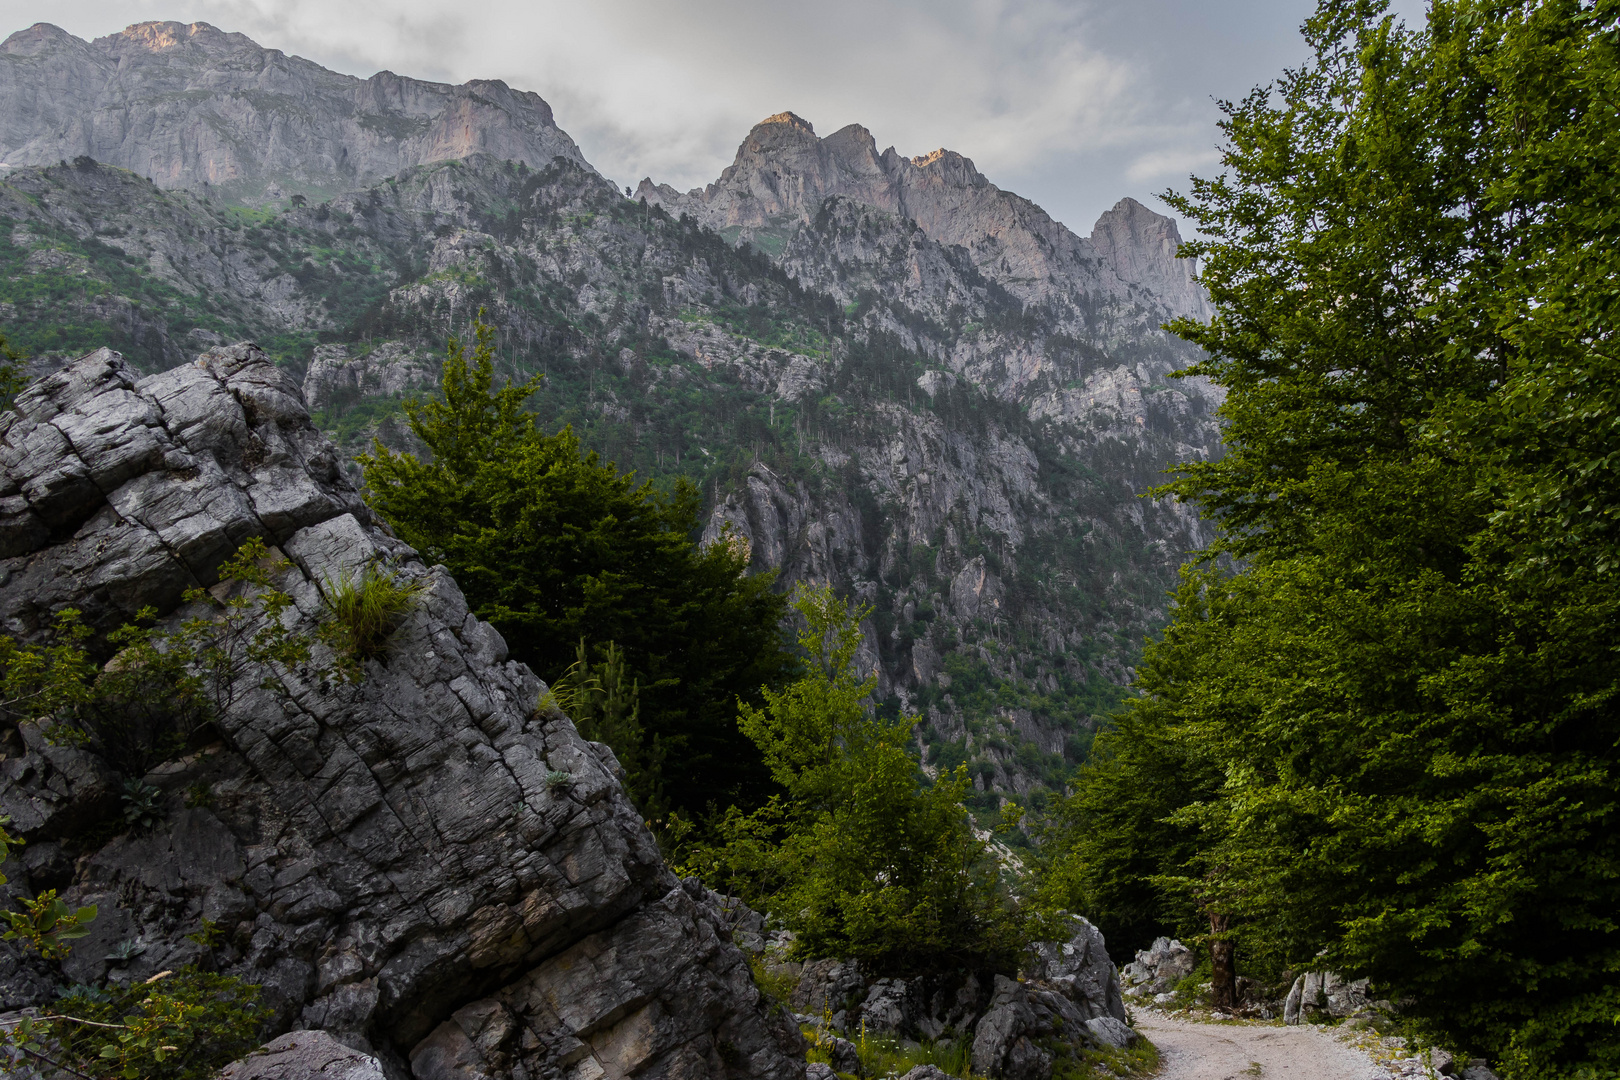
[0,327,25,409]
[5,967,271,1080]
[0,538,320,776]
[119,780,162,833]
[320,562,423,663]
[547,639,666,817]
[0,609,97,728]
[360,314,793,811]
[1048,2,1620,1075]
[0,886,97,961]
[683,586,1021,975]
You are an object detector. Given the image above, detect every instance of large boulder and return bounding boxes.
[0,346,806,1079]
[1282,970,1373,1025]
[1022,914,1127,1022]
[216,1030,387,1079]
[1120,936,1196,998]
[970,975,1119,1080]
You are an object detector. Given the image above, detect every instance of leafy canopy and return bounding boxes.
[359,317,792,812]
[1044,1,1620,1075]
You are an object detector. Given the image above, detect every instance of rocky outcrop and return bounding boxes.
[1120,936,1197,999]
[0,345,804,1079]
[218,1030,388,1080]
[0,21,588,202]
[302,342,438,412]
[775,914,1132,1079]
[1090,198,1211,322]
[1283,970,1374,1026]
[969,975,1130,1080]
[1020,914,1127,1023]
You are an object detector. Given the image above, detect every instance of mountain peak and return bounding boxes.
[758,111,815,134]
[1090,197,1209,320]
[0,22,588,200]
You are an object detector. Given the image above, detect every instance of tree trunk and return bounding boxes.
[1208,911,1237,1010]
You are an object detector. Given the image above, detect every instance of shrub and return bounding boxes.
[0,538,320,776]
[8,966,271,1080]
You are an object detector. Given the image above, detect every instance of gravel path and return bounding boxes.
[1136,1013,1391,1080]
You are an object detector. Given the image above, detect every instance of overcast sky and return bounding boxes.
[1,0,1427,234]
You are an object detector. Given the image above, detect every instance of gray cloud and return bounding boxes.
[3,0,1429,232]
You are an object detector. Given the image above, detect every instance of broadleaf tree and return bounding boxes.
[1042,2,1620,1074]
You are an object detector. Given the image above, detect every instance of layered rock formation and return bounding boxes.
[0,21,588,201]
[0,345,803,1079]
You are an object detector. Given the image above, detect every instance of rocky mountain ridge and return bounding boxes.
[638,112,1210,324]
[0,21,588,203]
[0,21,1221,814]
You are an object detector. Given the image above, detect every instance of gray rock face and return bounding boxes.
[852,971,994,1042]
[969,975,1102,1080]
[1120,936,1197,998]
[0,21,588,202]
[1282,970,1372,1025]
[792,958,868,1022]
[302,343,437,413]
[1089,197,1212,322]
[0,346,803,1078]
[1021,914,1126,1023]
[217,1030,387,1080]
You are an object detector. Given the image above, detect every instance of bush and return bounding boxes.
[0,538,321,776]
[6,966,270,1080]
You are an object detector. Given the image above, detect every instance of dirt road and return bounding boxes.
[1137,1013,1392,1080]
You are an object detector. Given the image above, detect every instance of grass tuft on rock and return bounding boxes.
[322,564,423,662]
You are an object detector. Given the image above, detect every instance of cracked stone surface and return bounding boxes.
[0,345,806,1080]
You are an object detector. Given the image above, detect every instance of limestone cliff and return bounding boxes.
[0,21,589,202]
[638,112,1209,324]
[0,345,805,1079]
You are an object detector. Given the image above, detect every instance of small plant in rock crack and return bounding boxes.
[0,820,97,962]
[320,562,424,669]
[184,919,224,950]
[121,778,163,832]
[106,939,147,963]
[545,769,576,792]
